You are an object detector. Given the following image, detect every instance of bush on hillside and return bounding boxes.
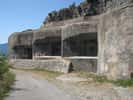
[0,56,15,100]
[0,57,9,79]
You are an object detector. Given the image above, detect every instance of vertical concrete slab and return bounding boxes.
[98,5,133,79]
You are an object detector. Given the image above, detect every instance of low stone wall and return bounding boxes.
[9,59,71,73]
[9,58,97,73]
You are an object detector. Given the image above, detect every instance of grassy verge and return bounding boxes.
[113,79,133,87]
[0,56,15,100]
[12,68,63,81]
[29,69,62,81]
[30,70,133,87]
[77,71,133,87]
[0,72,15,100]
[11,68,133,87]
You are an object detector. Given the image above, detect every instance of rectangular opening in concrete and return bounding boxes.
[13,46,32,59]
[63,32,98,57]
[33,36,61,57]
[131,72,133,78]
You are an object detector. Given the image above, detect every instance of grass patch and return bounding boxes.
[77,71,133,87]
[0,71,15,100]
[113,79,133,87]
[12,68,63,81]
[31,69,62,80]
[77,71,109,83]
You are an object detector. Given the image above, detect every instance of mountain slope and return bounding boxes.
[0,43,8,55]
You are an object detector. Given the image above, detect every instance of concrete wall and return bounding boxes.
[62,20,98,40]
[9,31,33,48]
[9,58,97,73]
[9,59,71,73]
[67,59,97,72]
[8,30,33,59]
[98,4,133,79]
[43,16,98,29]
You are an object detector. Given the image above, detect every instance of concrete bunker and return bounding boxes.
[8,0,133,79]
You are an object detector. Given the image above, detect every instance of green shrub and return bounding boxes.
[0,57,9,79]
[0,72,15,100]
[113,79,133,87]
[0,56,15,100]
[2,72,15,89]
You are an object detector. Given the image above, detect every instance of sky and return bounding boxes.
[0,0,82,44]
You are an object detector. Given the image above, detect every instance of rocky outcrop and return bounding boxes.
[43,0,100,24]
[100,0,133,12]
[44,0,133,24]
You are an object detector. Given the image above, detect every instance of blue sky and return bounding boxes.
[0,0,82,44]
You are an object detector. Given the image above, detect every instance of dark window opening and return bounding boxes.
[63,33,98,57]
[131,72,133,78]
[51,41,61,56]
[34,37,61,57]
[13,46,32,59]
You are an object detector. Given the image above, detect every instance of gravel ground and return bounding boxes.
[5,70,81,100]
[53,74,133,100]
[5,70,133,100]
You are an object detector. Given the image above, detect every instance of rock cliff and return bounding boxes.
[43,0,100,24]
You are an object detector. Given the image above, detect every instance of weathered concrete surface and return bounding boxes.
[9,59,71,73]
[101,0,132,12]
[33,27,61,43]
[66,59,97,72]
[8,30,33,48]
[62,17,98,40]
[8,30,33,59]
[98,4,133,79]
[9,58,97,73]
[6,70,80,100]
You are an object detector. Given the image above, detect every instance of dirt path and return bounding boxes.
[5,70,133,100]
[5,70,81,100]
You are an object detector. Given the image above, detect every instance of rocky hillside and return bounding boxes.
[43,0,133,24]
[43,0,100,24]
